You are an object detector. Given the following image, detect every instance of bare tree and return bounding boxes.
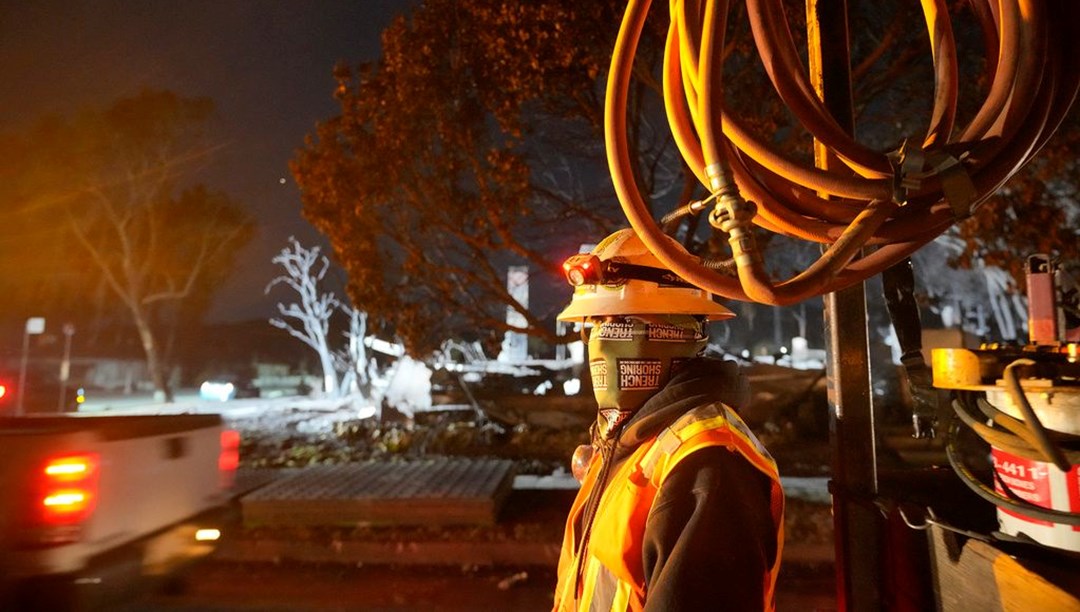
[914,237,1029,341]
[792,303,809,340]
[266,237,379,399]
[335,306,372,397]
[266,238,343,396]
[4,89,254,401]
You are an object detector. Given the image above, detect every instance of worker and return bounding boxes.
[552,229,784,611]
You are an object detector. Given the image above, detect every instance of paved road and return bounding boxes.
[126,562,560,611]
[77,391,837,611]
[126,560,837,611]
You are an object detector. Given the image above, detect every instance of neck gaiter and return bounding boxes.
[587,315,707,439]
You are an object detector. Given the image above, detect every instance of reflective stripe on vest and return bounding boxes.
[553,402,785,612]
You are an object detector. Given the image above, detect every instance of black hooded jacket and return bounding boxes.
[584,357,779,611]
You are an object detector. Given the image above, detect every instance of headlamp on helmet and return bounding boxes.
[562,254,604,287]
[561,254,694,289]
[556,229,736,322]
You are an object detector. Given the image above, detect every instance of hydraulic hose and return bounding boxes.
[974,396,1053,457]
[945,418,1080,527]
[919,0,958,148]
[1002,359,1072,472]
[605,0,1080,305]
[952,397,1050,463]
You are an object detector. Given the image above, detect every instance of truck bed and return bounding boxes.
[0,413,223,439]
[1,413,234,593]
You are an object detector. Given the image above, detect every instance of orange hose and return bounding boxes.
[609,0,750,301]
[697,0,729,178]
[920,0,958,147]
[959,0,1022,141]
[604,0,1080,305]
[746,0,893,179]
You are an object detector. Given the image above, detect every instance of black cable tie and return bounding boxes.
[886,139,925,205]
[925,149,977,220]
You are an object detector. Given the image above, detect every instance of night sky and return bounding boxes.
[1,0,418,322]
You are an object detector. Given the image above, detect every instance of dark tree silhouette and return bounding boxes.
[292,0,676,354]
[3,90,255,401]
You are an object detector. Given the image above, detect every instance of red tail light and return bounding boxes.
[39,454,99,525]
[219,429,240,489]
[18,453,100,546]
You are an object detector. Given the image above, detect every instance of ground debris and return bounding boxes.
[498,570,529,590]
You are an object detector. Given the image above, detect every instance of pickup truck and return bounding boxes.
[0,413,239,610]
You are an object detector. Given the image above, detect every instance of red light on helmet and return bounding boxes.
[562,254,604,286]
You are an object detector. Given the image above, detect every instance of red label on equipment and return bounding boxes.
[992,449,1054,527]
[1068,463,1080,533]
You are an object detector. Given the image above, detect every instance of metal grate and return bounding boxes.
[241,458,516,527]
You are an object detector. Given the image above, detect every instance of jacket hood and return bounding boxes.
[614,357,750,459]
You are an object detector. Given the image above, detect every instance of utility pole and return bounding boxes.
[58,323,76,413]
[806,1,883,610]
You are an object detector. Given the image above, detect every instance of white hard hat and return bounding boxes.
[556,229,735,322]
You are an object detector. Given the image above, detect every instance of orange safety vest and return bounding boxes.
[553,402,785,612]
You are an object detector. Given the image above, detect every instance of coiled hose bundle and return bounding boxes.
[606,0,1080,306]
